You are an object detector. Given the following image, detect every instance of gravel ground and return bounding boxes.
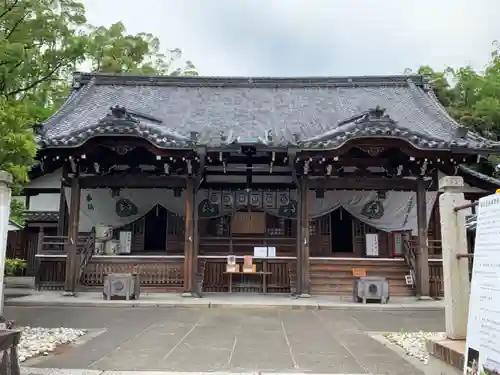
[385,331,446,364]
[17,327,86,363]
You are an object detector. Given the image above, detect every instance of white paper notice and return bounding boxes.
[253,247,268,258]
[464,193,500,375]
[365,233,379,257]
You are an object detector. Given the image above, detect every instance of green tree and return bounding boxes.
[1,0,88,187]
[1,1,197,223]
[9,199,25,225]
[410,43,500,139]
[409,41,500,174]
[85,22,197,76]
[0,0,88,101]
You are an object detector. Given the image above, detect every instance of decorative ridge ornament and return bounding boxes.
[366,105,387,119]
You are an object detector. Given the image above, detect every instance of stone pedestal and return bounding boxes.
[439,176,470,340]
[425,338,465,375]
[0,171,13,317]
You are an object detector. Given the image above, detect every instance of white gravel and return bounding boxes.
[17,327,86,363]
[385,331,446,364]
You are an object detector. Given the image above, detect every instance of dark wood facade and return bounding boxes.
[23,73,500,298]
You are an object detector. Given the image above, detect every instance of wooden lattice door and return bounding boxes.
[131,217,145,252]
[352,219,377,256]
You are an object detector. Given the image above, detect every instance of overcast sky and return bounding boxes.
[81,0,499,77]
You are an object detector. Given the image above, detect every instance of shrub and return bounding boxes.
[5,258,27,276]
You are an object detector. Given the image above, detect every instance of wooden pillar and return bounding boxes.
[25,194,31,211]
[183,179,195,295]
[416,180,430,299]
[192,183,199,295]
[57,183,67,236]
[295,185,303,296]
[299,178,311,297]
[296,177,310,297]
[64,170,81,295]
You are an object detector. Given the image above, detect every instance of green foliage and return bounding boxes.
[86,22,198,76]
[410,41,500,141]
[10,198,25,225]
[0,99,38,183]
[0,0,197,223]
[4,258,26,276]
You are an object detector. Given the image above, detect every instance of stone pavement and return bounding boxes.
[5,291,444,311]
[20,370,379,375]
[5,306,445,374]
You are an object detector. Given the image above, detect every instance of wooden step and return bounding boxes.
[289,258,415,297]
[312,286,415,297]
[310,268,409,276]
[308,258,415,297]
[310,276,408,284]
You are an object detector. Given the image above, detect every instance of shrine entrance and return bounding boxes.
[330,208,354,253]
[144,205,167,252]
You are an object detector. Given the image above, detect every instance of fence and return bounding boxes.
[427,199,477,299]
[0,331,21,375]
[454,201,477,278]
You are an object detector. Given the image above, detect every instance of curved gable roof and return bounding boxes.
[38,73,500,151]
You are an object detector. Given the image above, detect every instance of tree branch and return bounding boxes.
[5,61,64,97]
[0,0,20,20]
[5,12,28,39]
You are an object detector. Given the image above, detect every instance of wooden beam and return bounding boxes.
[308,177,428,191]
[309,157,392,167]
[64,170,81,295]
[79,174,187,189]
[416,180,430,299]
[202,182,296,190]
[23,188,62,195]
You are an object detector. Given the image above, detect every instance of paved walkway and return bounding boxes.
[6,306,445,374]
[20,370,379,375]
[5,290,444,311]
[21,370,379,375]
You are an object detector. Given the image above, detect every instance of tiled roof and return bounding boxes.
[459,165,500,187]
[24,211,59,222]
[37,72,500,151]
[8,219,23,231]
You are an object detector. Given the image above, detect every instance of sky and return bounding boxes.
[81,0,500,77]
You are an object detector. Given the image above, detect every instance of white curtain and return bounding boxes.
[65,188,195,232]
[309,190,437,234]
[67,188,437,235]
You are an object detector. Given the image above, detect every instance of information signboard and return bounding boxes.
[464,193,500,375]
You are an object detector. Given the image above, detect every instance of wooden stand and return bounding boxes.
[225,271,272,293]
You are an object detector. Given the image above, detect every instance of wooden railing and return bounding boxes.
[35,233,88,290]
[426,257,473,299]
[429,261,444,298]
[80,257,184,291]
[199,236,296,255]
[0,331,21,375]
[79,227,96,284]
[402,238,418,288]
[406,239,442,258]
[200,256,293,293]
[403,238,447,298]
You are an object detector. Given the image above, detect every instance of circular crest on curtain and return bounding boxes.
[115,198,138,217]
